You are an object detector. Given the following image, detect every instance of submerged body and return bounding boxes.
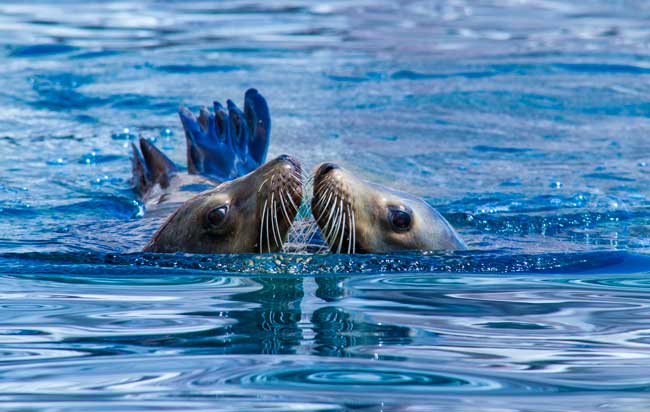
[310,163,465,253]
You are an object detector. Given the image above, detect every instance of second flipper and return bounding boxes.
[179,88,271,181]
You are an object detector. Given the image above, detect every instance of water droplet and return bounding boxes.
[111,128,137,140]
[131,200,145,218]
[46,157,67,166]
[79,151,97,164]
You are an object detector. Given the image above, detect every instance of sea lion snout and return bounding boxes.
[316,162,340,177]
[276,154,300,169]
[312,162,345,195]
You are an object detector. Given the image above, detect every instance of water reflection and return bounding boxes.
[59,275,414,360]
[227,277,304,355]
[313,276,412,358]
[1,266,650,409]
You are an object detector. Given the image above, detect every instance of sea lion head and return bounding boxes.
[310,163,465,253]
[145,155,302,253]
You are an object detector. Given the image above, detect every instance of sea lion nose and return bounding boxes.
[277,154,299,168]
[317,163,339,176]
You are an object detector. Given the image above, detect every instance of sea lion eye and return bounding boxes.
[206,205,228,228]
[388,206,412,233]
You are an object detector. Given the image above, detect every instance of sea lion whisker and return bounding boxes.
[286,182,301,198]
[313,188,332,213]
[269,193,278,249]
[350,206,356,254]
[279,189,293,225]
[258,178,269,193]
[314,185,336,210]
[347,205,353,254]
[301,220,319,241]
[274,195,284,249]
[285,168,300,180]
[295,210,319,238]
[331,199,344,251]
[274,211,284,250]
[259,198,268,253]
[275,210,283,250]
[337,211,347,254]
[287,193,302,212]
[313,181,332,198]
[272,194,284,249]
[285,189,300,213]
[321,196,339,246]
[317,192,335,237]
[284,217,315,253]
[313,187,329,206]
[264,198,272,253]
[326,199,344,248]
[328,206,340,252]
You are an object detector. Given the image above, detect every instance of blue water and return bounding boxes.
[1,1,650,410]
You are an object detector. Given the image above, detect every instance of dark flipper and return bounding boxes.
[244,88,270,165]
[131,137,178,197]
[179,88,271,181]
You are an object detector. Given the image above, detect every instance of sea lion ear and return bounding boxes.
[131,137,178,197]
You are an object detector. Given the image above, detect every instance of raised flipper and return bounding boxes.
[244,88,270,165]
[131,137,178,197]
[179,88,271,181]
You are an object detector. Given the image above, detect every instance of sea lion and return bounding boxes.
[141,151,302,253]
[310,163,466,253]
[131,89,302,254]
